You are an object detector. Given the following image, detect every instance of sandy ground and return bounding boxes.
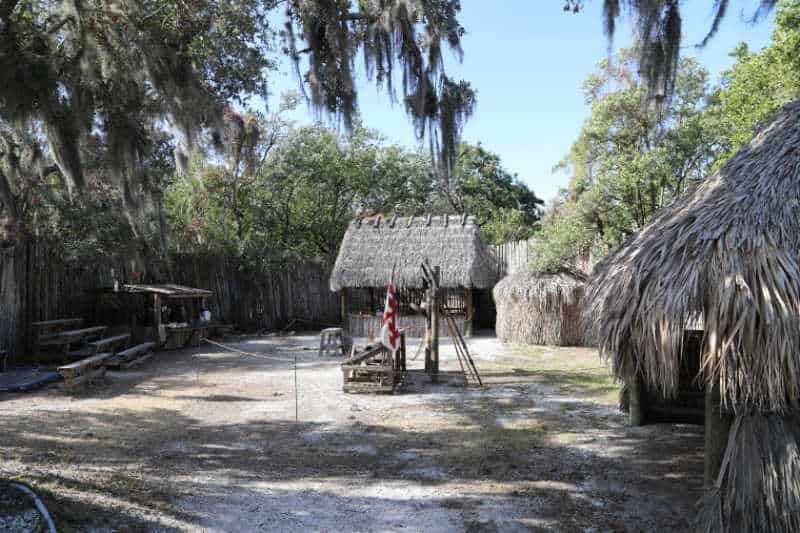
[0,333,704,532]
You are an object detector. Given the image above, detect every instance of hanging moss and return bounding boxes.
[284,0,475,177]
[0,0,273,241]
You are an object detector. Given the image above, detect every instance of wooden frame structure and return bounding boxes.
[96,284,213,349]
[341,333,406,393]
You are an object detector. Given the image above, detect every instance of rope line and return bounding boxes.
[203,338,296,363]
[202,338,300,423]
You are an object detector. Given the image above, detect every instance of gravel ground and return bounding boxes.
[0,333,704,532]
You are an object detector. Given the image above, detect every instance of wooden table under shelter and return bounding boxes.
[95,284,214,349]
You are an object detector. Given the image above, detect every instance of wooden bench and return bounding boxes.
[31,318,83,360]
[109,342,156,369]
[58,352,114,390]
[39,326,108,363]
[67,333,130,359]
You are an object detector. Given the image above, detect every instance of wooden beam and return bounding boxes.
[340,288,349,333]
[464,288,474,338]
[430,266,440,383]
[704,381,733,488]
[628,373,646,426]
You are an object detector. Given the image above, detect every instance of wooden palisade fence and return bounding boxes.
[0,239,339,361]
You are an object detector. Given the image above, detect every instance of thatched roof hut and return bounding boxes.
[586,100,800,532]
[331,214,498,337]
[330,214,497,291]
[494,271,587,346]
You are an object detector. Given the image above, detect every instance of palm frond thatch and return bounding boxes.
[494,271,588,346]
[694,414,800,532]
[586,99,800,533]
[586,99,800,413]
[330,215,498,290]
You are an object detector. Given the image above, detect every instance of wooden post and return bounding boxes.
[704,381,733,487]
[430,266,440,383]
[424,286,432,373]
[629,373,646,426]
[400,331,406,372]
[340,288,349,333]
[464,288,474,338]
[153,294,162,345]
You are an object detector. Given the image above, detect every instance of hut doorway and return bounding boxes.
[634,329,705,425]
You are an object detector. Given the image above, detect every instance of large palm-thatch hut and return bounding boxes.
[586,100,800,532]
[494,271,587,346]
[330,214,498,337]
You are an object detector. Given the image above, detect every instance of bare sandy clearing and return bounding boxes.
[0,334,703,532]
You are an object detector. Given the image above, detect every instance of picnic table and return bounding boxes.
[39,326,107,362]
[30,318,84,362]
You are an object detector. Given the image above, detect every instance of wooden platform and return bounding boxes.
[341,338,405,394]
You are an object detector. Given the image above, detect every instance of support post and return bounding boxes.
[340,288,349,333]
[704,381,733,487]
[464,288,474,338]
[153,294,163,346]
[629,373,646,426]
[430,266,440,383]
[424,286,432,373]
[400,331,406,372]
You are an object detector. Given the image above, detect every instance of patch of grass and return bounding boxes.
[486,345,620,405]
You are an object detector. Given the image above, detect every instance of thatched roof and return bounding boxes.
[494,271,588,346]
[588,99,800,412]
[587,100,800,531]
[330,215,498,291]
[494,271,586,301]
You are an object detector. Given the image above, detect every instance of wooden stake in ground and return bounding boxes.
[430,265,440,384]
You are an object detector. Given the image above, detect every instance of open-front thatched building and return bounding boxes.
[494,271,587,346]
[586,100,800,532]
[330,214,498,337]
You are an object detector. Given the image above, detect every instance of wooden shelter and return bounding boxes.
[493,271,588,346]
[586,100,800,531]
[97,284,213,349]
[330,214,499,337]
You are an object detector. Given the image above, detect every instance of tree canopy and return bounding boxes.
[0,0,473,247]
[565,1,778,103]
[535,0,800,273]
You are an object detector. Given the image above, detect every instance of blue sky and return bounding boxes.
[265,1,776,202]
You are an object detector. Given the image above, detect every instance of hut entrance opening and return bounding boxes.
[633,329,705,426]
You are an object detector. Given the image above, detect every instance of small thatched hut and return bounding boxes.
[587,99,800,532]
[330,214,498,337]
[494,271,587,346]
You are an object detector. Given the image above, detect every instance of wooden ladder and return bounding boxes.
[443,313,483,387]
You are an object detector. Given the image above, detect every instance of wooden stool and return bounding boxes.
[319,328,345,357]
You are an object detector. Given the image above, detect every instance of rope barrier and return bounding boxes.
[202,338,300,423]
[203,338,296,363]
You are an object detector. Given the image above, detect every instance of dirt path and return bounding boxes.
[0,334,703,532]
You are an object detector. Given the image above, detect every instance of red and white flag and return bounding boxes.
[380,283,400,353]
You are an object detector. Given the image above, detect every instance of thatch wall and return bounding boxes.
[330,214,498,290]
[586,99,800,531]
[493,272,587,346]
